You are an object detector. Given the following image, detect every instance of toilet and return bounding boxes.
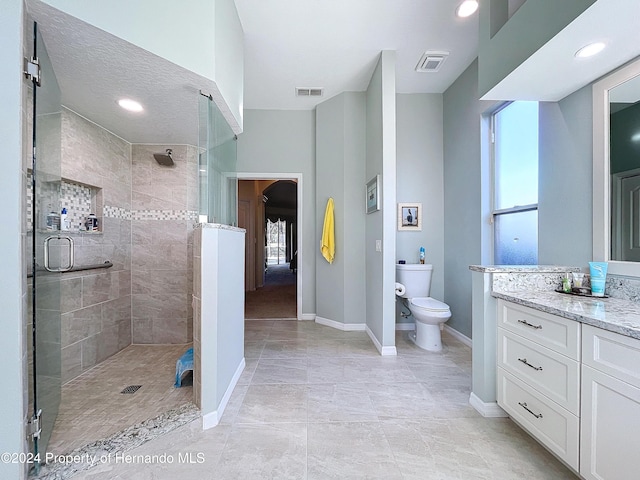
[396,263,451,352]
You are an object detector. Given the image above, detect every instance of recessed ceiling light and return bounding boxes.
[118,98,144,112]
[575,42,606,58]
[456,0,478,18]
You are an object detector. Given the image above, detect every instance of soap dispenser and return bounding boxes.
[60,208,69,231]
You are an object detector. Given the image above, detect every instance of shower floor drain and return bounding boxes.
[121,385,142,394]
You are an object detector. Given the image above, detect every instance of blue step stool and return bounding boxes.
[174,347,194,388]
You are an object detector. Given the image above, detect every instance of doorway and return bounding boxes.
[238,175,302,319]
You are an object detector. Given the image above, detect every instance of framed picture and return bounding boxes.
[398,202,422,231]
[366,175,380,214]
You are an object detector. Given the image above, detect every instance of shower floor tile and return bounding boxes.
[47,343,193,455]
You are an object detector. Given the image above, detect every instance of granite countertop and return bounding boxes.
[492,289,640,340]
[470,265,581,273]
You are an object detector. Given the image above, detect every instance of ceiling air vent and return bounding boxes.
[415,51,449,73]
[296,87,323,97]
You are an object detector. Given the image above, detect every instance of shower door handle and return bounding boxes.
[43,235,74,272]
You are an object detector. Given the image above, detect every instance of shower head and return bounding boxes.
[153,149,174,166]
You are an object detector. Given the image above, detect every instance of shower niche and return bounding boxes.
[27,174,103,233]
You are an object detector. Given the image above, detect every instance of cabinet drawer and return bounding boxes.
[497,368,579,471]
[498,300,580,359]
[498,328,580,415]
[582,324,640,388]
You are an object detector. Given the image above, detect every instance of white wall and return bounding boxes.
[214,0,244,130]
[478,0,596,97]
[197,226,245,428]
[236,110,316,316]
[365,51,397,352]
[538,86,593,266]
[395,94,445,312]
[316,95,346,324]
[0,1,26,477]
[343,94,368,325]
[443,60,495,339]
[443,60,596,339]
[315,92,366,326]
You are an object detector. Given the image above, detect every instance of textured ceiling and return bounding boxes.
[28,0,214,145]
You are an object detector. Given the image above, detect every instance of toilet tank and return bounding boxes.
[396,264,433,299]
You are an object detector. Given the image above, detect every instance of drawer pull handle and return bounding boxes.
[518,357,543,371]
[517,319,542,330]
[518,401,543,419]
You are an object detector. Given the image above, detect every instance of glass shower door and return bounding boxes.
[27,22,63,469]
[198,93,238,225]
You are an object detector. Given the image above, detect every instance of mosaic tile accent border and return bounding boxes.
[26,173,33,227]
[103,205,131,220]
[102,208,198,222]
[131,209,198,221]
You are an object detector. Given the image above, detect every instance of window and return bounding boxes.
[266,219,287,264]
[491,101,539,265]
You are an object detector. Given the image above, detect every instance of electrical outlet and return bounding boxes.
[375,240,382,252]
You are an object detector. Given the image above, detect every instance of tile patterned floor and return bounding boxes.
[48,343,193,455]
[76,320,576,479]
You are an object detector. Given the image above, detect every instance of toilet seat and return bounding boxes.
[410,297,450,312]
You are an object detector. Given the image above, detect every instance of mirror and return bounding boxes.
[593,56,640,276]
[609,75,640,262]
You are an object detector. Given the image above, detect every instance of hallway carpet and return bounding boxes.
[245,263,297,319]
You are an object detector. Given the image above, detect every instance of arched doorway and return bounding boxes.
[238,178,299,319]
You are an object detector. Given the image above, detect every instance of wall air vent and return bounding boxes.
[296,87,324,97]
[415,51,449,73]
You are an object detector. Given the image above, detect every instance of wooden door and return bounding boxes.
[238,200,255,291]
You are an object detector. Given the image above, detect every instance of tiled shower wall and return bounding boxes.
[131,144,198,344]
[60,108,132,383]
[32,108,197,383]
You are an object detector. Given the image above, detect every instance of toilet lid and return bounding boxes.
[411,297,450,312]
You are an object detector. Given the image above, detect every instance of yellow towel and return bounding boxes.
[321,198,335,264]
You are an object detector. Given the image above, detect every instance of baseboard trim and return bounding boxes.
[395,322,415,331]
[443,325,472,348]
[366,326,397,356]
[315,316,366,331]
[202,357,246,430]
[469,392,508,418]
[300,313,316,321]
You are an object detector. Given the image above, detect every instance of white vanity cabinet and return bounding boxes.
[496,300,581,471]
[580,325,640,480]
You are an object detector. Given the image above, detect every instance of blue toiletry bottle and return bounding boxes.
[419,247,425,264]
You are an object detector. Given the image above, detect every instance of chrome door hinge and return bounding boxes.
[24,56,41,86]
[28,409,42,440]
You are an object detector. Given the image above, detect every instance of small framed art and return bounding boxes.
[397,202,422,231]
[366,175,380,214]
